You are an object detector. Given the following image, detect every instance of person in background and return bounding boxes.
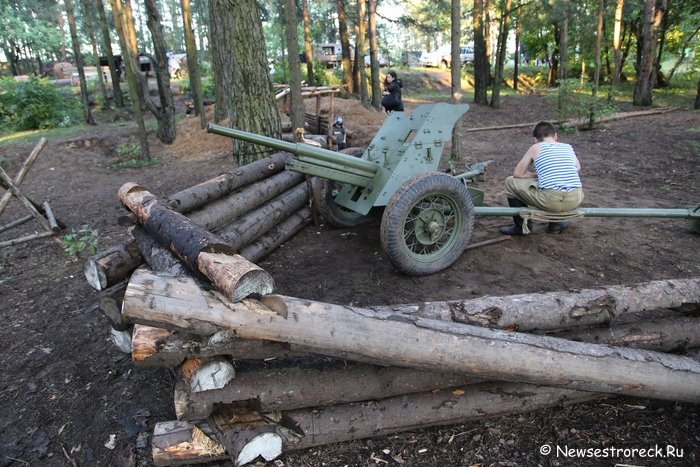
[499,121,583,236]
[331,116,347,150]
[166,52,181,79]
[381,70,404,113]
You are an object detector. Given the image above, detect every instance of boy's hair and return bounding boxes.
[532,121,556,141]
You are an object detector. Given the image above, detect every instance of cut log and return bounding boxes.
[130,225,188,277]
[278,382,605,451]
[83,240,143,290]
[122,270,700,403]
[174,360,482,420]
[196,251,274,302]
[181,357,237,393]
[152,421,227,466]
[98,281,130,331]
[238,206,312,263]
[187,170,304,230]
[118,183,273,302]
[131,325,308,367]
[165,152,290,213]
[553,315,700,352]
[110,327,132,354]
[372,277,700,332]
[209,407,282,466]
[0,137,47,217]
[216,183,309,251]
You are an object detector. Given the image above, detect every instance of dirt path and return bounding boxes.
[0,85,698,466]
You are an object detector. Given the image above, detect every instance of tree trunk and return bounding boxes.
[181,0,206,129]
[490,0,511,109]
[695,78,700,110]
[610,0,625,101]
[216,183,309,251]
[64,0,95,125]
[513,0,521,92]
[283,0,305,131]
[450,0,462,161]
[110,0,150,160]
[373,278,700,332]
[96,0,124,108]
[185,171,304,231]
[175,361,483,420]
[278,383,603,451]
[301,0,314,86]
[166,152,290,213]
[210,0,281,165]
[238,206,312,263]
[123,270,700,403]
[472,0,488,105]
[355,0,369,105]
[118,183,273,302]
[368,0,381,110]
[633,0,667,106]
[144,0,177,144]
[336,0,354,93]
[80,0,110,109]
[131,225,189,277]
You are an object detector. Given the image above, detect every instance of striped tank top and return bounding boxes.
[534,142,582,192]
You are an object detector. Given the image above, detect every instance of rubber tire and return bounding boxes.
[312,147,374,228]
[380,173,474,276]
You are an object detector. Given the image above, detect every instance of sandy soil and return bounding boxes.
[0,70,698,466]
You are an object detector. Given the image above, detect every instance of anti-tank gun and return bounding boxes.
[207,103,700,276]
[208,103,482,276]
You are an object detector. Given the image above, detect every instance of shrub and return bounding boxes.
[62,224,99,261]
[0,77,81,131]
[552,79,617,130]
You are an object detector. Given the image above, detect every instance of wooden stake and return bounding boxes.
[0,137,47,217]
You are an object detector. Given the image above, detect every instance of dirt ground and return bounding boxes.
[0,70,698,466]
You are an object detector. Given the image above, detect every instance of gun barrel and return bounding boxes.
[206,123,377,174]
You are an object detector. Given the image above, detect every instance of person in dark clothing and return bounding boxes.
[381,70,404,113]
[331,116,347,150]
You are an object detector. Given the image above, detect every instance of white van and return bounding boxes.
[420,45,474,68]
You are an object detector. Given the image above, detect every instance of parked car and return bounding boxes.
[364,54,389,67]
[420,45,474,68]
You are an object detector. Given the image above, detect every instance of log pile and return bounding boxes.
[84,156,700,467]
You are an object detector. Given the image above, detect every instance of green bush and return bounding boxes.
[551,79,617,130]
[62,224,99,261]
[0,76,81,131]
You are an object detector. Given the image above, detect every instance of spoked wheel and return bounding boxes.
[312,147,374,228]
[380,173,474,276]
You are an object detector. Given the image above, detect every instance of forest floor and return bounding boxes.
[0,69,699,466]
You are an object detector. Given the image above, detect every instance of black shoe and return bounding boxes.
[546,221,570,234]
[500,222,532,236]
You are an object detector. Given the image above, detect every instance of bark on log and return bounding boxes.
[238,207,312,263]
[165,152,290,213]
[187,171,304,231]
[152,421,227,466]
[118,183,273,302]
[278,382,605,451]
[174,360,482,421]
[98,281,130,331]
[216,183,309,251]
[122,270,700,402]
[131,225,188,277]
[372,278,700,332]
[84,240,143,290]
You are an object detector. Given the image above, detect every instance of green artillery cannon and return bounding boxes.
[207,103,700,276]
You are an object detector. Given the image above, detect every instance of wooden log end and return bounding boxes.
[152,421,227,466]
[231,270,275,303]
[110,327,133,354]
[132,324,175,363]
[117,182,144,203]
[190,358,236,393]
[84,258,108,290]
[235,431,283,466]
